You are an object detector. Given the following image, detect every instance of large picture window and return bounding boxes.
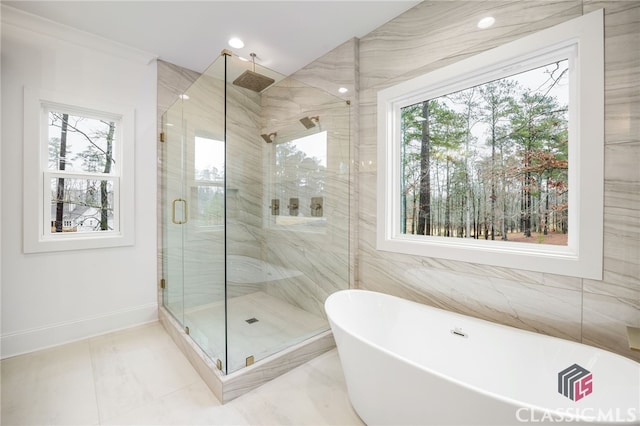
[24,88,135,252]
[400,60,569,244]
[377,10,603,279]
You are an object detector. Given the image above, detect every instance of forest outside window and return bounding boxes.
[24,88,135,252]
[377,10,603,279]
[400,60,569,245]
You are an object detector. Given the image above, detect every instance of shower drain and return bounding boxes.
[245,317,259,324]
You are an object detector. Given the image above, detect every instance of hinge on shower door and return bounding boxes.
[160,132,166,142]
[160,278,165,289]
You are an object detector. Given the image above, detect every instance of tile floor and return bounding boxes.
[0,322,364,425]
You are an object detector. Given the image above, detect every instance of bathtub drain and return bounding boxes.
[451,328,468,338]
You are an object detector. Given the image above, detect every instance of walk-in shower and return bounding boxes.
[159,51,350,402]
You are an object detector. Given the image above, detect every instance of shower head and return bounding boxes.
[233,70,275,92]
[261,132,277,143]
[232,53,275,93]
[299,116,319,129]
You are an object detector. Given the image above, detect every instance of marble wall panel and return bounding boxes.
[357,0,640,361]
[581,1,640,360]
[359,1,582,90]
[157,60,201,122]
[359,254,583,341]
[283,39,360,287]
[259,53,354,317]
[582,292,640,362]
[585,1,640,144]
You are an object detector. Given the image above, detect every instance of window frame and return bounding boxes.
[24,87,135,253]
[376,10,604,279]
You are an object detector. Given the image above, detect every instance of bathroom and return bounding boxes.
[1,0,638,424]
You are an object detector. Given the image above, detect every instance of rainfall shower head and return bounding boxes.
[233,53,275,93]
[299,116,319,129]
[261,132,277,143]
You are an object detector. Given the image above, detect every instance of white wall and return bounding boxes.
[0,6,158,358]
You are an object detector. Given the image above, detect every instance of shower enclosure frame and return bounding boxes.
[157,50,353,403]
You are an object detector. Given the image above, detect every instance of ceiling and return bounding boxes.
[3,0,420,75]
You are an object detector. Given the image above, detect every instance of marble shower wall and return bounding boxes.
[259,41,356,318]
[357,1,640,361]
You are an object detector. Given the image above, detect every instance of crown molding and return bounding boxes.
[1,4,158,65]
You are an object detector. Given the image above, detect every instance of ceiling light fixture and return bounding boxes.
[228,37,244,49]
[477,16,495,29]
[338,87,349,94]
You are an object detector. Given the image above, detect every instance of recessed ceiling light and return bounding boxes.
[338,87,348,94]
[228,37,244,49]
[179,94,190,100]
[477,16,495,29]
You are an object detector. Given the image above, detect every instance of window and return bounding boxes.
[377,10,603,279]
[272,131,327,231]
[400,59,569,244]
[24,88,135,252]
[191,136,224,229]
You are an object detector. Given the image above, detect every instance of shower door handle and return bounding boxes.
[171,198,188,224]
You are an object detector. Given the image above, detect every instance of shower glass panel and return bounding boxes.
[162,54,227,370]
[162,51,350,376]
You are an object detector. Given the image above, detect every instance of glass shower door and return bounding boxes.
[161,55,227,371]
[162,102,186,326]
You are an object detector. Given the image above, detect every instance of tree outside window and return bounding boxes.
[47,111,120,234]
[400,60,569,246]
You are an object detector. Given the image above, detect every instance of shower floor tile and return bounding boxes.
[183,291,328,372]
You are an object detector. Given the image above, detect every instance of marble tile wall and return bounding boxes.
[289,38,360,290]
[357,0,640,362]
[581,0,640,360]
[259,40,357,318]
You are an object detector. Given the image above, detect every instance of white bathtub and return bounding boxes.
[325,289,640,425]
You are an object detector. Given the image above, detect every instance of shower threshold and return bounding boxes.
[159,295,335,403]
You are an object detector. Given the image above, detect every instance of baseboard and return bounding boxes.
[1,303,158,359]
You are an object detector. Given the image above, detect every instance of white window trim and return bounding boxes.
[377,10,603,279]
[23,87,135,253]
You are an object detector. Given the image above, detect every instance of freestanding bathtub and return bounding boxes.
[325,289,640,425]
